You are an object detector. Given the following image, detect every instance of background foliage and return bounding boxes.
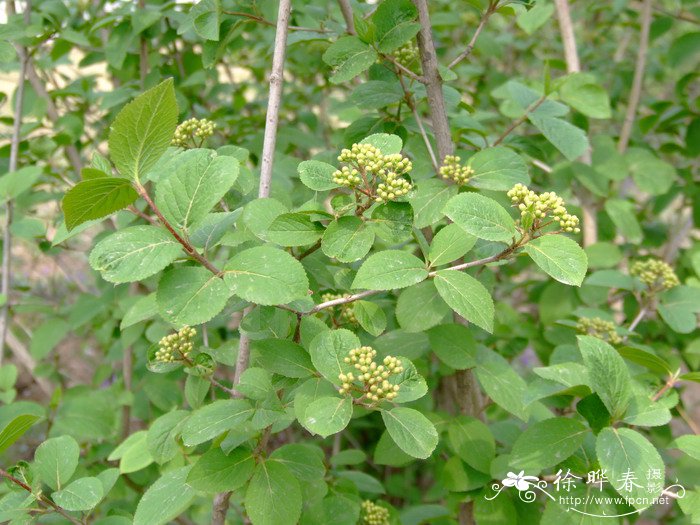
[0,0,699,524]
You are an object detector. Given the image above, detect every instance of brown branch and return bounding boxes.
[618,0,652,153]
[651,370,680,402]
[448,1,497,69]
[413,0,453,159]
[138,0,148,89]
[0,0,30,363]
[382,53,426,83]
[211,492,232,525]
[223,10,329,33]
[338,0,355,34]
[135,185,222,275]
[492,95,547,146]
[0,469,82,525]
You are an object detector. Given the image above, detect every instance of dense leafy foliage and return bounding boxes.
[1,1,699,524]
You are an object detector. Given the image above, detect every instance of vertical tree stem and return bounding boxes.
[553,0,597,246]
[618,0,652,153]
[213,3,292,523]
[338,0,355,34]
[138,0,148,89]
[0,0,30,363]
[412,0,453,160]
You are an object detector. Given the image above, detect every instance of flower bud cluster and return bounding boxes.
[339,346,402,403]
[320,292,357,324]
[507,183,580,233]
[392,41,419,66]
[171,118,216,148]
[361,500,390,525]
[630,259,679,290]
[576,317,622,345]
[154,326,196,363]
[333,143,413,203]
[439,155,474,185]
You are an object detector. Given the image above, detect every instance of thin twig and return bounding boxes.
[651,370,679,402]
[223,10,329,33]
[138,0,148,89]
[492,95,547,146]
[0,0,30,363]
[627,304,649,334]
[0,469,82,525]
[618,0,652,153]
[382,53,426,84]
[448,2,497,69]
[337,0,355,34]
[396,73,438,171]
[135,185,222,276]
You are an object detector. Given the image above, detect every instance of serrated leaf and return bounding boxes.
[510,418,588,471]
[187,447,255,492]
[444,193,516,242]
[303,396,353,438]
[309,329,360,385]
[353,301,387,336]
[409,179,458,229]
[578,336,632,420]
[352,250,428,290]
[34,435,80,491]
[322,216,375,263]
[267,213,324,247]
[524,235,587,286]
[109,78,178,182]
[245,461,302,525]
[0,414,42,455]
[528,114,589,161]
[360,133,403,155]
[133,467,195,525]
[298,160,340,191]
[89,225,182,283]
[433,270,494,332]
[429,223,477,266]
[180,399,253,446]
[224,246,309,305]
[62,178,138,231]
[253,339,314,378]
[155,149,239,231]
[323,36,378,84]
[396,280,450,332]
[157,267,232,326]
[448,416,495,473]
[381,407,438,459]
[52,477,104,511]
[596,428,664,510]
[468,147,530,191]
[373,0,420,53]
[427,323,477,369]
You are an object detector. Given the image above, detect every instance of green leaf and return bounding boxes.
[360,133,403,155]
[427,323,477,369]
[510,418,588,471]
[524,235,587,286]
[190,0,220,40]
[396,280,451,333]
[528,114,589,161]
[302,396,353,438]
[109,79,178,182]
[409,180,457,229]
[155,149,239,231]
[157,266,232,326]
[322,216,375,263]
[0,166,42,200]
[433,270,494,333]
[443,193,516,242]
[0,414,42,455]
[133,467,195,525]
[370,202,413,244]
[108,430,154,474]
[596,428,664,509]
[187,447,255,492]
[448,416,495,473]
[352,250,428,290]
[671,435,700,461]
[147,410,189,464]
[89,225,182,283]
[180,399,253,446]
[350,80,404,109]
[309,329,360,384]
[560,73,612,119]
[62,178,138,231]
[224,246,309,305]
[627,148,675,196]
[373,0,420,53]
[34,435,80,491]
[267,213,324,247]
[353,301,387,336]
[578,335,632,420]
[109,78,178,182]
[468,147,530,191]
[381,407,438,459]
[323,36,378,84]
[604,199,642,242]
[298,160,340,191]
[429,223,477,267]
[253,339,315,378]
[270,444,326,481]
[237,367,274,400]
[245,461,302,525]
[516,2,554,34]
[658,286,700,334]
[390,357,428,403]
[52,477,104,512]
